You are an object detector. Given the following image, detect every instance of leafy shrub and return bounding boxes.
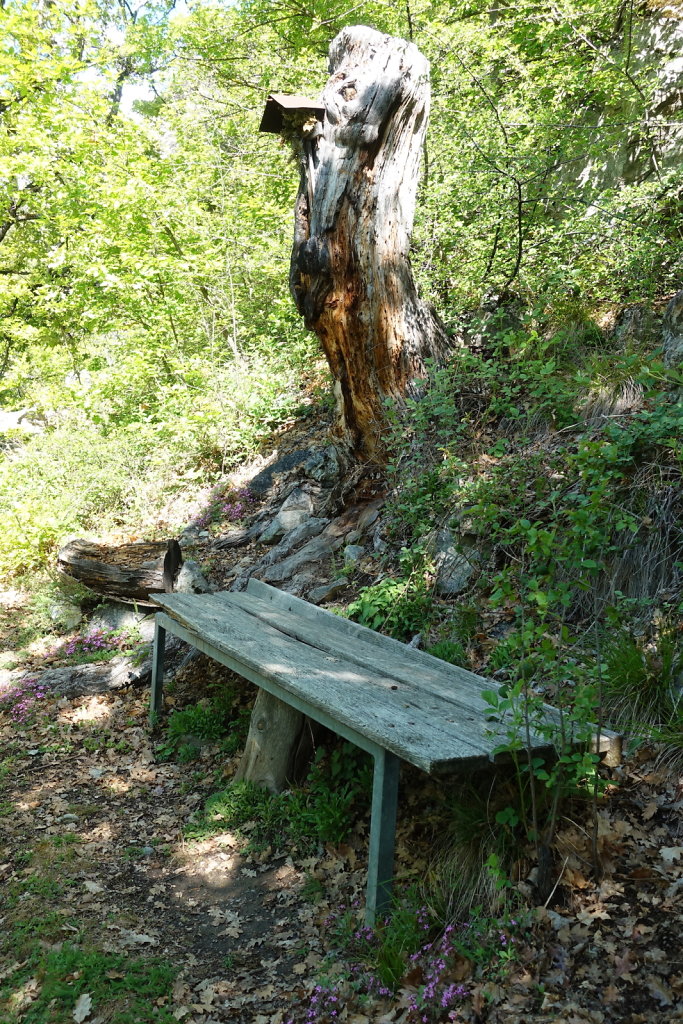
[347,550,434,641]
[160,685,245,760]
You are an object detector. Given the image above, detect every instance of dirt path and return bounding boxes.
[0,666,374,1022]
[2,653,683,1024]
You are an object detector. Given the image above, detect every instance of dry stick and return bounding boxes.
[11,753,85,774]
[543,854,569,909]
[542,598,570,852]
[516,559,540,853]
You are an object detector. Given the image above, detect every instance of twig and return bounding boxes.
[11,753,84,774]
[544,855,569,908]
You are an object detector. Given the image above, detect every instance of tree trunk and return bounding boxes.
[234,689,313,794]
[57,538,182,604]
[289,25,449,455]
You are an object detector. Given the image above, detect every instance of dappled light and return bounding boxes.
[2,0,683,1021]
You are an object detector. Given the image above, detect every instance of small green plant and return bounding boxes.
[346,549,434,641]
[189,743,371,851]
[300,874,325,903]
[426,639,468,668]
[159,684,244,761]
[603,626,682,747]
[58,627,138,665]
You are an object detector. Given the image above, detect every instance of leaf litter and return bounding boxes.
[1,654,682,1022]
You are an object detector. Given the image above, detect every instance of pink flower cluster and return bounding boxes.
[0,676,48,722]
[195,486,256,529]
[64,628,130,658]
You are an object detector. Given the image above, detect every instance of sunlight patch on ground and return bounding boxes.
[69,695,112,723]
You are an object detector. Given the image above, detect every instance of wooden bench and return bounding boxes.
[149,579,619,924]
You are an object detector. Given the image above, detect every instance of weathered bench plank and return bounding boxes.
[234,581,617,757]
[151,593,492,771]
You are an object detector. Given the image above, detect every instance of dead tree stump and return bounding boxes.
[289,25,450,454]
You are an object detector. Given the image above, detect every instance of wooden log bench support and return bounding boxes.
[149,579,620,924]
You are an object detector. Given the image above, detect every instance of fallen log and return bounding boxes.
[57,538,183,605]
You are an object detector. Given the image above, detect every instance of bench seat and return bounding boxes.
[150,579,618,922]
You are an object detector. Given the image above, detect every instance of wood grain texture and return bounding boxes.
[58,538,182,604]
[289,26,449,453]
[152,592,494,772]
[240,581,618,755]
[224,591,553,755]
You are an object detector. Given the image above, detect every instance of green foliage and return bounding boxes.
[189,743,371,851]
[0,943,177,1024]
[426,640,468,669]
[603,626,683,742]
[346,549,434,640]
[157,685,247,761]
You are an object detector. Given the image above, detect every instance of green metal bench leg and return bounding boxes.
[365,749,399,926]
[149,616,166,726]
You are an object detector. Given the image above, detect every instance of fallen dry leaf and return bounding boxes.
[72,992,92,1023]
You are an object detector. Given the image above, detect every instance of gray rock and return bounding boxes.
[213,527,251,549]
[430,528,478,596]
[358,505,381,532]
[49,602,82,631]
[246,449,313,495]
[258,487,315,544]
[662,290,683,367]
[373,524,387,553]
[178,526,210,548]
[303,445,340,484]
[32,662,134,698]
[345,529,362,544]
[307,579,348,605]
[174,560,214,594]
[230,576,251,592]
[0,407,44,435]
[89,602,156,642]
[280,572,317,597]
[260,533,344,583]
[257,517,330,567]
[344,544,365,564]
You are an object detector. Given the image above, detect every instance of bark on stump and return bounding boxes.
[290,25,449,455]
[234,689,313,794]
